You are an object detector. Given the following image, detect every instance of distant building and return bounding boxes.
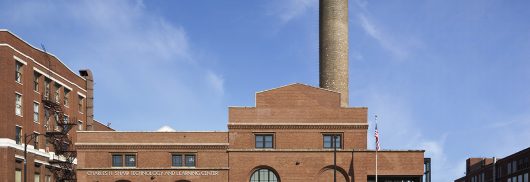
[0,30,113,182]
[454,147,529,182]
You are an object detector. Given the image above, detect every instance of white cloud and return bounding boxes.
[364,91,459,181]
[358,14,412,59]
[0,0,226,130]
[206,71,225,96]
[267,0,317,24]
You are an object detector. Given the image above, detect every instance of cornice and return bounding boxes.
[228,123,368,130]
[76,144,228,150]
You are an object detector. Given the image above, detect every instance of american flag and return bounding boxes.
[375,123,380,151]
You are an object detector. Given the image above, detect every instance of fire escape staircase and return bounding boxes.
[42,95,77,181]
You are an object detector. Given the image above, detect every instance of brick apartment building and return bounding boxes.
[455,147,529,182]
[76,83,429,182]
[0,30,113,182]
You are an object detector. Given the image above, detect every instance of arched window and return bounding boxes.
[250,168,279,182]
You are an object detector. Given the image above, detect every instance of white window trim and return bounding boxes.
[77,92,86,98]
[33,68,73,91]
[33,71,41,94]
[13,55,27,65]
[15,59,24,85]
[15,125,23,145]
[33,131,40,149]
[78,93,85,114]
[15,92,23,117]
[77,120,83,131]
[63,88,70,108]
[33,101,40,124]
[2,43,87,92]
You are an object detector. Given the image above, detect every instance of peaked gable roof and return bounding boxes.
[255,83,341,108]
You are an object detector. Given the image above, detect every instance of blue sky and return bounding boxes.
[2,0,530,180]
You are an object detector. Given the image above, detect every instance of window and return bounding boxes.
[323,134,342,149]
[77,121,83,131]
[172,155,183,167]
[53,112,60,131]
[33,72,41,92]
[112,154,136,167]
[63,88,70,107]
[44,78,51,99]
[524,173,528,182]
[185,154,196,167]
[33,102,39,123]
[33,133,39,149]
[34,173,40,182]
[78,95,84,113]
[509,162,512,174]
[54,83,60,103]
[15,169,22,182]
[15,93,23,116]
[16,61,23,83]
[255,134,274,148]
[112,154,123,167]
[172,154,196,167]
[63,115,69,131]
[125,155,136,167]
[45,175,51,182]
[250,168,279,182]
[514,160,518,172]
[15,126,22,144]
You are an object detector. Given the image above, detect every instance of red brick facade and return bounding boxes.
[76,84,426,182]
[0,30,112,182]
[455,148,530,182]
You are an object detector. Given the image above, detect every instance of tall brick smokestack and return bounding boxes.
[319,0,349,107]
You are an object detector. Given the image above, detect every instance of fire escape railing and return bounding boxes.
[42,94,77,181]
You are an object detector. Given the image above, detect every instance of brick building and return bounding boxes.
[76,83,429,182]
[0,30,113,182]
[455,147,529,182]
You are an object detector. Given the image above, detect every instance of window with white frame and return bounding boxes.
[78,95,84,113]
[63,88,70,107]
[54,83,60,103]
[33,72,41,92]
[15,93,23,116]
[33,102,39,123]
[15,126,22,144]
[44,78,51,99]
[15,61,23,83]
[33,132,39,149]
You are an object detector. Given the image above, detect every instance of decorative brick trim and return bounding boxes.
[76,144,228,150]
[228,123,368,130]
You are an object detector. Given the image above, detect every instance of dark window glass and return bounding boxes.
[323,134,341,149]
[250,168,279,182]
[112,155,123,167]
[172,155,183,167]
[125,155,136,167]
[33,134,39,149]
[15,61,23,83]
[185,155,195,167]
[255,134,273,149]
[33,72,40,92]
[15,126,22,144]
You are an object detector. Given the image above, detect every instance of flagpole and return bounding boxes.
[375,115,378,182]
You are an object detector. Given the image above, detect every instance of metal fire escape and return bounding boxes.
[43,96,77,181]
[41,45,77,181]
